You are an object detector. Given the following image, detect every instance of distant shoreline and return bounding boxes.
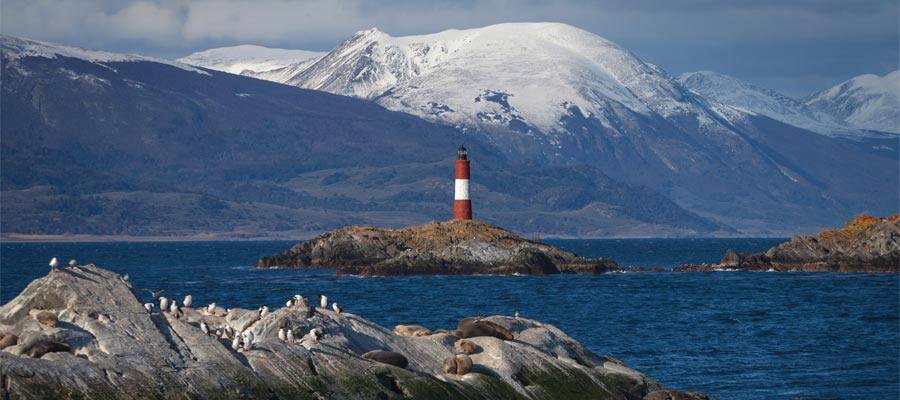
[0,234,309,243]
[0,233,789,243]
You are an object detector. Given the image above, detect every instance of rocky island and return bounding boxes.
[0,264,709,399]
[258,220,620,276]
[677,214,900,273]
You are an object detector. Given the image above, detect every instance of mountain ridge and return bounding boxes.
[803,70,899,134]
[0,34,726,238]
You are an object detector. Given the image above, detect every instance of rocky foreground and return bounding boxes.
[258,220,619,275]
[0,264,710,399]
[677,215,900,272]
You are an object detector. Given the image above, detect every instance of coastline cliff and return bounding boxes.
[258,220,619,276]
[0,264,709,399]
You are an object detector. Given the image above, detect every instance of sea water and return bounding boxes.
[1,239,897,399]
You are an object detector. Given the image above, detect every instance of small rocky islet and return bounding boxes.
[259,215,900,275]
[257,219,620,275]
[676,214,900,273]
[0,264,710,399]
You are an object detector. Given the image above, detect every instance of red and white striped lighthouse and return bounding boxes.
[453,145,472,220]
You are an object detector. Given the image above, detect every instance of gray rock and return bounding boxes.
[0,264,704,399]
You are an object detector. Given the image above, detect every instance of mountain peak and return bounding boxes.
[2,34,208,75]
[678,70,868,137]
[178,44,324,75]
[803,70,899,134]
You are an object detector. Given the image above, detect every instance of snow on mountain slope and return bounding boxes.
[275,23,899,234]
[287,23,740,142]
[178,44,324,77]
[1,35,208,75]
[803,70,900,134]
[677,71,865,138]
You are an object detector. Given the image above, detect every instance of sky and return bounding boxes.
[2,0,897,97]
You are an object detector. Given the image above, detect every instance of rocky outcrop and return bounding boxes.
[677,215,900,272]
[0,264,707,399]
[258,220,619,275]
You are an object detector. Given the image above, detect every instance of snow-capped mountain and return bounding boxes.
[178,44,324,79]
[174,23,898,233]
[678,71,862,138]
[803,70,899,134]
[1,34,728,237]
[288,23,742,145]
[1,34,208,75]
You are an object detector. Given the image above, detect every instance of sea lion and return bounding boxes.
[22,338,70,358]
[394,324,431,337]
[457,316,482,330]
[362,350,408,368]
[442,353,473,375]
[0,333,18,349]
[455,318,513,340]
[455,339,479,355]
[33,310,58,327]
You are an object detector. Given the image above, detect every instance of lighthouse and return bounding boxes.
[453,145,472,220]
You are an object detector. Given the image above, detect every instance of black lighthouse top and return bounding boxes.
[457,145,468,160]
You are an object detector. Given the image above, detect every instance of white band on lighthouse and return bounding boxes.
[454,179,469,200]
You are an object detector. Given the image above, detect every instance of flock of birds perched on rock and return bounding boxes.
[41,256,519,373]
[46,256,347,354]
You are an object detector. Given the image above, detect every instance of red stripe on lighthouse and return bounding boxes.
[454,158,472,220]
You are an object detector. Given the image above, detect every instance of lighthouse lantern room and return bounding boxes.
[454,145,472,220]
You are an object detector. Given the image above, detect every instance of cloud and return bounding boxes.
[0,0,896,95]
[94,1,183,43]
[3,0,896,49]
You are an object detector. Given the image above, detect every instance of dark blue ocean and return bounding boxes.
[1,239,898,400]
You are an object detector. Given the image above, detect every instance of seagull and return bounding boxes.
[259,305,269,318]
[206,303,216,315]
[231,335,241,350]
[183,295,193,308]
[68,259,77,268]
[169,302,180,319]
[286,329,295,344]
[278,328,286,342]
[143,289,165,300]
[514,311,520,319]
[144,303,154,312]
[285,299,293,308]
[319,293,328,309]
[200,321,209,335]
[122,273,129,282]
[49,257,59,270]
[332,303,342,314]
[299,328,321,349]
[159,297,170,313]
